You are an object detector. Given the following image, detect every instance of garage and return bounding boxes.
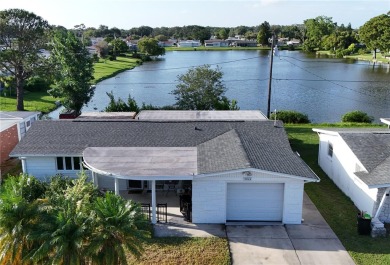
[226,183,284,221]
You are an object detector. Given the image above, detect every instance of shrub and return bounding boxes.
[25,76,52,92]
[270,110,310,124]
[341,110,373,123]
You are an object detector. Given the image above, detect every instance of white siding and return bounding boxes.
[318,133,378,215]
[25,157,57,179]
[192,170,305,224]
[24,157,90,180]
[97,175,127,191]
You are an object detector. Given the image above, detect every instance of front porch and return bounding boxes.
[120,189,191,224]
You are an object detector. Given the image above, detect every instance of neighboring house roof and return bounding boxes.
[381,118,390,127]
[0,111,40,120]
[314,128,390,187]
[11,120,319,181]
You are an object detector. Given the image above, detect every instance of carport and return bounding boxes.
[82,146,195,224]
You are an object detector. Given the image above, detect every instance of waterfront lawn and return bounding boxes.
[93,56,141,83]
[0,91,58,112]
[285,124,390,265]
[0,56,141,112]
[126,237,230,265]
[345,53,390,63]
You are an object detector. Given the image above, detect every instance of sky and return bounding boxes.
[2,0,389,29]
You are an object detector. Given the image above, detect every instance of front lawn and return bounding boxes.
[127,237,230,265]
[285,124,390,265]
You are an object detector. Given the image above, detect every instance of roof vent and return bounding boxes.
[195,126,202,131]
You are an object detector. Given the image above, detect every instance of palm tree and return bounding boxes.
[86,192,149,265]
[30,172,95,264]
[0,175,42,265]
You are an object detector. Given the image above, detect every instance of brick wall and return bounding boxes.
[0,124,19,164]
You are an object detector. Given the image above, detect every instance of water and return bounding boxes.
[50,50,390,123]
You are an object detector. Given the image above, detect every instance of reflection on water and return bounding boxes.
[50,50,389,123]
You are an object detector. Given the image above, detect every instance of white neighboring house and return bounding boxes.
[313,121,390,223]
[11,111,319,224]
[0,111,40,164]
[204,39,229,47]
[178,40,201,47]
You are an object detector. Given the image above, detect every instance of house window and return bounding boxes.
[56,157,82,171]
[328,142,333,157]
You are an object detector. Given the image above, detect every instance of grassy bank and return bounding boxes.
[0,56,141,113]
[285,124,390,265]
[93,56,141,83]
[344,53,390,64]
[126,237,230,265]
[317,50,390,64]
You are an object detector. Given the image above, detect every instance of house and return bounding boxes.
[204,39,229,47]
[11,111,319,224]
[313,122,390,224]
[178,40,201,48]
[231,40,257,47]
[0,111,40,164]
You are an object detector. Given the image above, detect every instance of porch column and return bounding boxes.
[114,178,119,196]
[92,171,99,187]
[151,180,157,224]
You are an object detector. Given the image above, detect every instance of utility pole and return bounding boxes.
[267,34,275,119]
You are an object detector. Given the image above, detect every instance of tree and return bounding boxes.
[95,40,109,58]
[359,13,390,59]
[48,29,94,115]
[86,192,148,264]
[0,9,50,110]
[257,21,272,46]
[109,38,129,55]
[104,91,140,112]
[172,65,238,110]
[137,37,165,56]
[303,16,336,51]
[0,175,45,264]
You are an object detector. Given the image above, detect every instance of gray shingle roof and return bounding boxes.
[339,131,390,187]
[11,120,319,180]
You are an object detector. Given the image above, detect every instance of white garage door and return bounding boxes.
[226,183,284,221]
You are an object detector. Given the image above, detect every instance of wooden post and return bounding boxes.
[267,35,275,119]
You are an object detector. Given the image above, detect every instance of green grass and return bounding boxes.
[126,237,230,265]
[285,124,390,265]
[0,56,141,113]
[0,91,59,112]
[93,56,141,83]
[344,53,390,63]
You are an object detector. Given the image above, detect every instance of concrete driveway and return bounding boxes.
[227,193,355,265]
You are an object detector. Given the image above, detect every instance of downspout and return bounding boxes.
[374,187,390,219]
[20,157,27,174]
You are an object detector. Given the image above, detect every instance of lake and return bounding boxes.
[50,50,390,123]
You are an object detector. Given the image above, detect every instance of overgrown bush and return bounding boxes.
[270,110,310,124]
[25,76,52,92]
[341,110,373,123]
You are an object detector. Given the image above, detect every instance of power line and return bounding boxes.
[276,79,388,108]
[281,58,389,101]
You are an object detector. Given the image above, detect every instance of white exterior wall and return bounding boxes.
[318,133,378,215]
[24,156,90,180]
[192,170,305,224]
[97,175,127,191]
